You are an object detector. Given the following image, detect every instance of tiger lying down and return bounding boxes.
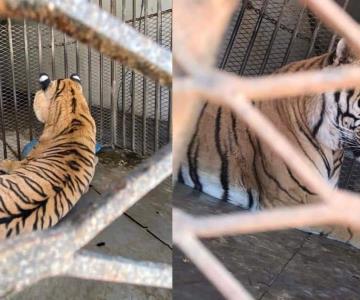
[0,73,97,239]
[179,38,360,248]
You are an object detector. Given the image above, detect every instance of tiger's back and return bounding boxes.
[180,39,360,247]
[180,51,345,208]
[0,73,96,238]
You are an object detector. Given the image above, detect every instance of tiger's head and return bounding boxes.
[313,38,360,155]
[33,73,85,125]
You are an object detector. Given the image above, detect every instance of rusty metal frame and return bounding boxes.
[0,0,172,297]
[173,0,360,299]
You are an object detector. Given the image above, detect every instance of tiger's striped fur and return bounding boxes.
[0,73,96,239]
[179,39,360,248]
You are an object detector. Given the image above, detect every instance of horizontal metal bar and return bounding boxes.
[67,250,172,289]
[0,145,171,297]
[0,0,172,86]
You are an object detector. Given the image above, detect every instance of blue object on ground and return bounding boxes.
[21,139,38,158]
[95,143,102,153]
[21,139,103,158]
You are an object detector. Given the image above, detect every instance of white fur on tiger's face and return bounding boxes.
[0,73,97,239]
[179,38,360,248]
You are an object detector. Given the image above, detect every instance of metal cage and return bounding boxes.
[0,0,172,297]
[0,0,172,161]
[173,0,360,299]
[218,0,360,193]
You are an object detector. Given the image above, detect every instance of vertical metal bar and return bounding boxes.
[37,23,42,71]
[327,0,350,53]
[87,0,92,108]
[76,41,80,74]
[51,27,55,78]
[121,0,126,148]
[142,0,148,155]
[306,22,321,58]
[23,20,33,141]
[7,19,21,159]
[131,0,136,151]
[111,0,117,149]
[99,0,104,144]
[238,0,270,75]
[258,0,288,75]
[64,34,68,77]
[88,47,92,106]
[281,7,306,67]
[219,0,248,69]
[154,0,162,152]
[0,71,7,159]
[167,13,172,142]
[167,86,171,142]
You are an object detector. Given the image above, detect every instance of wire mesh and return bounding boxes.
[0,0,172,159]
[0,0,172,297]
[218,0,350,75]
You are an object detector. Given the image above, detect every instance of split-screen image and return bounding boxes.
[0,0,360,299]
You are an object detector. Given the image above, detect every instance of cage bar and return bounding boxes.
[23,19,33,141]
[173,0,360,299]
[258,0,287,74]
[238,0,270,75]
[110,0,117,149]
[7,18,21,158]
[0,75,7,159]
[0,0,172,297]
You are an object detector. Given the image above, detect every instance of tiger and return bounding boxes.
[179,38,360,249]
[0,73,97,239]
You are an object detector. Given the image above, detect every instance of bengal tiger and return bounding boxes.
[179,38,360,248]
[0,73,97,239]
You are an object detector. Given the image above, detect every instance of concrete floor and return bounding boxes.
[6,148,172,300]
[173,155,360,300]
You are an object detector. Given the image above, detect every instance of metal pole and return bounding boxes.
[121,0,126,148]
[23,20,33,141]
[99,0,104,144]
[131,0,136,151]
[258,0,288,74]
[0,70,7,159]
[51,27,55,78]
[64,34,68,77]
[111,0,117,149]
[142,0,148,155]
[37,23,42,71]
[239,0,270,75]
[281,7,306,66]
[219,0,248,69]
[154,0,162,152]
[7,19,21,158]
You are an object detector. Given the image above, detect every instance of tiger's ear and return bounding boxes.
[70,73,81,84]
[334,38,355,65]
[39,73,51,91]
